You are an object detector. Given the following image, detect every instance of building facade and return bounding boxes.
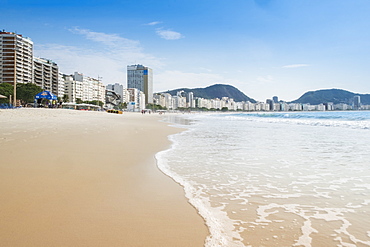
[63,72,105,103]
[354,95,361,110]
[33,57,59,95]
[63,74,78,103]
[127,64,153,104]
[107,83,127,103]
[0,31,33,86]
[127,88,145,111]
[57,72,65,98]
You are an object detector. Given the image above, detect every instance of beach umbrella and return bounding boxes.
[0,94,7,99]
[34,91,57,100]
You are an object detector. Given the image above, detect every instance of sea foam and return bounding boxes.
[157,112,370,246]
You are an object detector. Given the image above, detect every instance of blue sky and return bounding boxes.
[1,0,370,101]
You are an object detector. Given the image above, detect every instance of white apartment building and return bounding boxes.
[211,98,222,110]
[334,103,351,110]
[221,97,236,110]
[164,93,173,109]
[107,83,123,102]
[153,93,166,107]
[62,72,104,103]
[106,83,130,103]
[127,88,145,111]
[187,92,195,108]
[0,31,33,86]
[173,95,186,109]
[288,103,303,111]
[196,97,209,109]
[273,103,281,111]
[57,72,65,98]
[82,76,105,102]
[235,102,244,111]
[63,74,79,103]
[316,104,326,111]
[280,102,290,111]
[302,104,317,111]
[33,57,59,95]
[153,93,174,109]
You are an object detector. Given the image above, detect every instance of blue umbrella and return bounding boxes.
[35,91,58,100]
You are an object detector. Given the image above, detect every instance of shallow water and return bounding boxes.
[157,111,370,247]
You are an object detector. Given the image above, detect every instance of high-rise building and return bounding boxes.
[272,96,279,103]
[33,57,59,95]
[63,74,78,103]
[266,99,274,111]
[0,31,33,86]
[127,64,153,104]
[354,95,361,110]
[57,72,65,98]
[187,92,195,108]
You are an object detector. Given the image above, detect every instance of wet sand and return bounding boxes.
[0,108,208,246]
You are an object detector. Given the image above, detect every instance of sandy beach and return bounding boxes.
[0,108,208,246]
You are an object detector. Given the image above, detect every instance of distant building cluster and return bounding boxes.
[1,30,368,111]
[153,91,369,111]
[153,91,241,110]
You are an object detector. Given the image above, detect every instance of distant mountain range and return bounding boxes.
[161,84,256,103]
[291,89,370,105]
[160,85,370,105]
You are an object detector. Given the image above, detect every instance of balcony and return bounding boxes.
[2,45,14,49]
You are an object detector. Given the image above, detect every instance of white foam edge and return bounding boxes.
[155,127,245,247]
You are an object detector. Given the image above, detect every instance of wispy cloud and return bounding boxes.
[282,64,310,69]
[69,27,140,51]
[155,70,243,92]
[35,28,163,84]
[146,21,162,26]
[256,75,274,84]
[156,28,184,40]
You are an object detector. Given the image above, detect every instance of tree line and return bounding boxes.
[0,83,102,107]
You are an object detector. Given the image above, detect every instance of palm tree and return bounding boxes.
[62,94,69,103]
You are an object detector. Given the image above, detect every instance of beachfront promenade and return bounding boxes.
[0,108,208,246]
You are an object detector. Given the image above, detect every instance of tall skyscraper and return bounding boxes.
[187,92,195,108]
[354,95,361,110]
[127,64,153,104]
[0,31,33,86]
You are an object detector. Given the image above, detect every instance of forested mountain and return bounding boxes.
[161,84,256,103]
[291,89,370,105]
[161,86,369,105]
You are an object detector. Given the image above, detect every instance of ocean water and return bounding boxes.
[156,111,370,247]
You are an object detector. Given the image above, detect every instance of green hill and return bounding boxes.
[160,84,256,103]
[291,89,370,105]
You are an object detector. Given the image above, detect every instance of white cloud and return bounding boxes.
[256,75,274,84]
[156,28,184,40]
[146,21,162,26]
[34,28,164,85]
[282,64,310,69]
[199,67,213,72]
[155,70,241,92]
[69,27,140,51]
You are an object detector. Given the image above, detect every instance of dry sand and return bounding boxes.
[0,108,208,246]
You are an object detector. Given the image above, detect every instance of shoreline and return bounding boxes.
[0,108,208,246]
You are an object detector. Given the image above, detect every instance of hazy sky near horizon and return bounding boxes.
[1,0,370,101]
